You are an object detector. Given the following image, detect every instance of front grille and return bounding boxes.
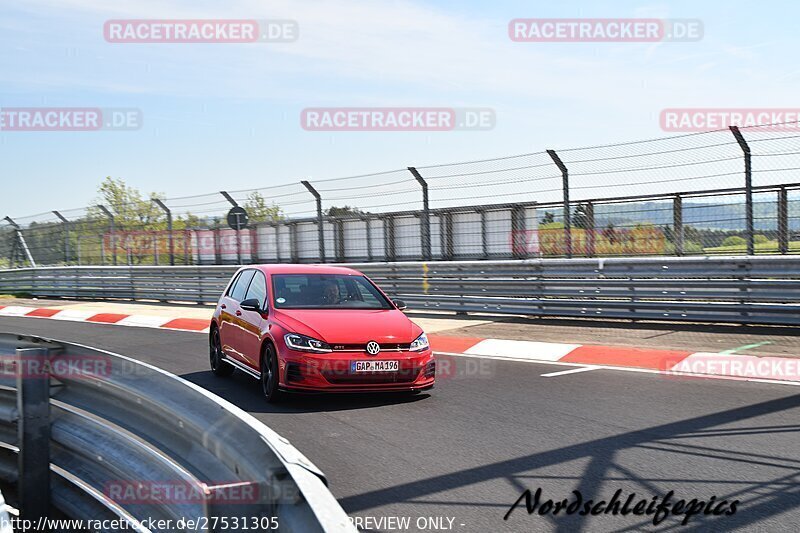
[322,367,421,384]
[330,343,411,353]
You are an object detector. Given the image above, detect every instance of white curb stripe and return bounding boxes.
[0,306,35,317]
[49,309,99,322]
[117,315,174,328]
[464,339,582,361]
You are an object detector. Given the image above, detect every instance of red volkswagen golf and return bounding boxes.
[209,265,435,402]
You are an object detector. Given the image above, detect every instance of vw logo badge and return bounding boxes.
[365,341,381,355]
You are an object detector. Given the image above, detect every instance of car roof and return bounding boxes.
[240,264,365,276]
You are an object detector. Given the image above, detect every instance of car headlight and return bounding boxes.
[284,333,332,353]
[409,332,430,352]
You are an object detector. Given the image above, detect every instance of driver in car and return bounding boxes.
[321,280,343,305]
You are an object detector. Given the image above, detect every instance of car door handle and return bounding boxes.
[235,310,242,316]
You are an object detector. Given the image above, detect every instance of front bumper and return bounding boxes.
[279,349,435,392]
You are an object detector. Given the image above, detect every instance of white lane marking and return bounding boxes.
[541,366,598,378]
[464,339,581,361]
[433,351,800,387]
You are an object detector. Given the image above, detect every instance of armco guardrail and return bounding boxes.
[0,333,355,532]
[1,256,800,325]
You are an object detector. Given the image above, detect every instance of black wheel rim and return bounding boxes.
[210,330,221,370]
[262,349,275,397]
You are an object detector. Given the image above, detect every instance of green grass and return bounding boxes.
[703,240,800,254]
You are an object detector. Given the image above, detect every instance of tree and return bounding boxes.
[541,211,555,225]
[326,205,364,217]
[602,223,619,245]
[243,191,284,223]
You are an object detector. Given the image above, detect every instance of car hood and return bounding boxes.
[273,309,422,344]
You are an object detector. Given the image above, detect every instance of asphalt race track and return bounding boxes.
[2,316,799,532]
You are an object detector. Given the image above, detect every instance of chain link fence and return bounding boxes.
[4,122,800,268]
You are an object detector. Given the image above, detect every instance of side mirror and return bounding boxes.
[394,299,407,311]
[240,298,262,312]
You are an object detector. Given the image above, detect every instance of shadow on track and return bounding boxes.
[180,369,431,413]
[335,392,800,532]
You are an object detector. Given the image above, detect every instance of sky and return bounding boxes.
[1,0,798,220]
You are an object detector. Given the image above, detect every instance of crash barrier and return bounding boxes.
[1,255,800,325]
[0,333,354,532]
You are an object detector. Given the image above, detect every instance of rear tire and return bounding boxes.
[260,343,284,403]
[210,327,234,377]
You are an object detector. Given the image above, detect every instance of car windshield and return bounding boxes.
[272,274,393,310]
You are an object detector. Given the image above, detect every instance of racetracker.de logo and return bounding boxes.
[0,354,111,379]
[509,18,703,42]
[104,480,263,504]
[300,108,495,131]
[661,108,800,132]
[0,108,142,131]
[104,19,298,43]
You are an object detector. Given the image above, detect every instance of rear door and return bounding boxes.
[240,270,268,369]
[218,271,242,357]
[222,269,256,363]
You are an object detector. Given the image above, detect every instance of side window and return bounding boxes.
[225,272,242,297]
[231,270,255,302]
[244,272,267,307]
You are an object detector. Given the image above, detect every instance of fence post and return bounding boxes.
[511,205,527,259]
[778,187,789,254]
[730,126,754,255]
[220,192,241,265]
[52,211,70,265]
[546,149,571,258]
[16,346,51,522]
[408,167,432,261]
[96,205,116,266]
[586,202,596,257]
[300,180,326,263]
[480,209,488,259]
[4,216,37,267]
[673,195,684,256]
[153,199,174,266]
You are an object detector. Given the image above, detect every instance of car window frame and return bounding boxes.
[230,269,256,303]
[225,271,243,298]
[244,270,268,311]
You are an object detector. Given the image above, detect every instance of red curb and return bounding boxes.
[26,308,61,318]
[87,313,130,324]
[429,335,484,354]
[561,345,692,370]
[161,318,209,331]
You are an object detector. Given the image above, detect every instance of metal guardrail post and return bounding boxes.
[16,347,51,522]
[220,192,242,265]
[52,211,71,265]
[364,214,373,261]
[153,199,174,266]
[96,205,116,266]
[778,187,789,254]
[480,209,488,259]
[408,167,432,261]
[673,195,684,256]
[730,126,755,255]
[301,180,326,263]
[547,149,572,258]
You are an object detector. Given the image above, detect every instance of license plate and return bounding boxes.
[351,360,400,373]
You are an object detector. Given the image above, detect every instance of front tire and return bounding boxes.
[260,343,283,403]
[210,327,234,377]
